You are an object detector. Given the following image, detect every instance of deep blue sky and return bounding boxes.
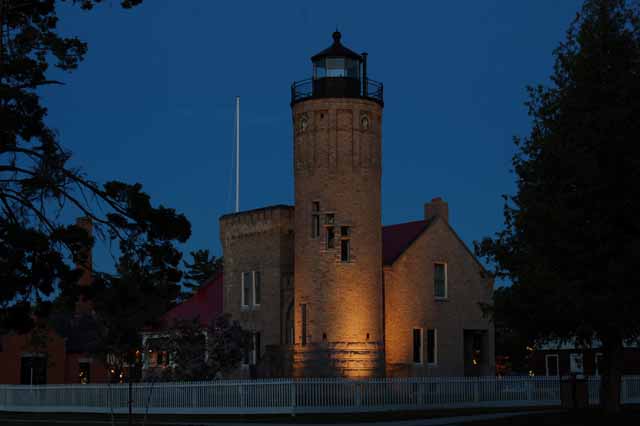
[43,0,583,274]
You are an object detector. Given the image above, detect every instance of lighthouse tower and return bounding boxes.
[291,32,385,377]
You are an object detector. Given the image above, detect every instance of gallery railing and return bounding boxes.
[291,77,383,105]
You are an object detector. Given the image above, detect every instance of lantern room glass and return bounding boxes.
[313,57,360,80]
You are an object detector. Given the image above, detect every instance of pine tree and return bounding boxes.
[182,249,222,292]
[0,1,196,334]
[476,0,640,412]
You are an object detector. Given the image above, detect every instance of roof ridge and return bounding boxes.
[382,219,427,229]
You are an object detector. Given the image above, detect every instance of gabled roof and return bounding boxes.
[382,220,430,266]
[161,272,223,327]
[382,217,489,274]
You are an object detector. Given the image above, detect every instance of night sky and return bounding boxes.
[43,1,583,275]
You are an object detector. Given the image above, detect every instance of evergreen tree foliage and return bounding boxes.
[145,315,252,381]
[0,0,196,336]
[88,215,190,379]
[182,249,222,292]
[476,0,640,412]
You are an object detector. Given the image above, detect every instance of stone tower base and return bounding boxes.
[292,342,385,378]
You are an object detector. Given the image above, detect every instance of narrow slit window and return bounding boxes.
[312,216,320,238]
[301,304,308,346]
[312,202,320,238]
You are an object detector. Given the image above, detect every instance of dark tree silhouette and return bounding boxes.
[88,216,190,380]
[182,249,222,293]
[145,315,252,381]
[0,0,196,335]
[476,0,640,413]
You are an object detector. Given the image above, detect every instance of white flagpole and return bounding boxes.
[235,96,240,213]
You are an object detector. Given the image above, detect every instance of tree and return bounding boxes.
[88,210,190,381]
[475,0,640,412]
[0,0,198,335]
[144,315,252,381]
[182,249,222,293]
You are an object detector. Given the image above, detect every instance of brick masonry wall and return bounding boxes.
[0,330,66,384]
[64,354,110,384]
[292,97,385,377]
[220,205,295,370]
[384,217,495,377]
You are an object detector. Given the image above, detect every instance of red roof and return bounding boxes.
[159,220,431,326]
[382,220,430,265]
[162,272,224,327]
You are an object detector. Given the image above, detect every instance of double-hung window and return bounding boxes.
[241,271,261,308]
[434,263,447,299]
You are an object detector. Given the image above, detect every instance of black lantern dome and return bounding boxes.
[291,32,383,105]
[311,31,362,78]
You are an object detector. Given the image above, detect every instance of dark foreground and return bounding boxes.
[466,406,640,426]
[0,407,548,425]
[0,406,637,425]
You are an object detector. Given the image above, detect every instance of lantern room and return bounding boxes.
[291,31,383,105]
[312,31,361,79]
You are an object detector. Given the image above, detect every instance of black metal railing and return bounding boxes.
[291,77,384,105]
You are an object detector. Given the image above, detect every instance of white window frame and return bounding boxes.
[434,262,448,299]
[241,272,251,308]
[427,328,438,366]
[252,271,261,307]
[569,352,584,374]
[545,353,559,376]
[412,327,423,365]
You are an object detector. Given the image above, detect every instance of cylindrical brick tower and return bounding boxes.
[291,32,385,377]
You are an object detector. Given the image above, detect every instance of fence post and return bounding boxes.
[527,379,534,403]
[289,380,296,417]
[355,382,362,409]
[621,376,627,404]
[240,381,245,410]
[474,378,479,403]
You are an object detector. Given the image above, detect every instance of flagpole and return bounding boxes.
[235,96,240,213]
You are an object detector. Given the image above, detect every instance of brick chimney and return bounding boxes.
[424,197,449,222]
[74,217,93,314]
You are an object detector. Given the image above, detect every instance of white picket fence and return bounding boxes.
[0,376,639,415]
